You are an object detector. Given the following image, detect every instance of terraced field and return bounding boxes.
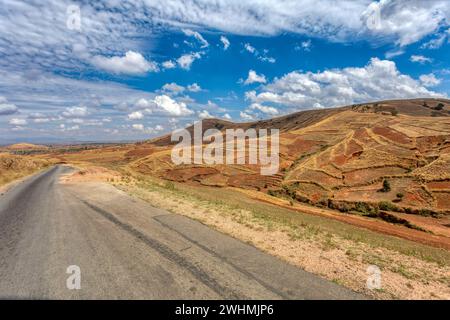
[43,98,450,244]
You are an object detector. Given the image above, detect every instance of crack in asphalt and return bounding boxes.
[153,215,291,299]
[79,199,244,299]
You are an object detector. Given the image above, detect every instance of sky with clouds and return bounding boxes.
[1,0,450,143]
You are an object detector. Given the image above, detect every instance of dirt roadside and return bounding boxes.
[62,165,450,300]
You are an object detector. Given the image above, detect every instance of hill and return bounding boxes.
[0,153,51,187]
[126,98,450,215]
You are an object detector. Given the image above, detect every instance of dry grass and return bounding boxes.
[64,167,450,300]
[0,153,51,189]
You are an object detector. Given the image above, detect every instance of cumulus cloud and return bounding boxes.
[177,52,202,70]
[91,51,157,75]
[295,40,312,51]
[161,82,201,95]
[162,60,176,69]
[132,124,144,131]
[154,95,193,116]
[131,123,164,134]
[244,43,256,53]
[1,0,448,84]
[134,95,194,117]
[9,118,27,125]
[0,96,19,115]
[244,70,267,85]
[420,73,441,87]
[127,111,144,120]
[246,58,444,111]
[220,36,230,50]
[240,111,254,121]
[361,0,450,46]
[182,29,209,48]
[248,103,278,115]
[162,82,185,94]
[198,110,213,119]
[222,113,232,120]
[187,83,202,92]
[410,55,432,64]
[62,106,89,118]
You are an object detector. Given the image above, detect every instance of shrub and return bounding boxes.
[379,179,391,192]
[435,103,444,111]
[396,193,404,199]
[390,109,398,116]
[379,201,397,211]
[164,181,176,190]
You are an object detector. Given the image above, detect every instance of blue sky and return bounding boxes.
[1,0,450,143]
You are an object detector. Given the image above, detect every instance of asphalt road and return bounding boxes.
[0,166,364,299]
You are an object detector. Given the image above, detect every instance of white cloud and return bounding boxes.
[177,52,202,70]
[128,111,144,120]
[198,110,213,119]
[220,36,230,50]
[421,33,447,49]
[66,125,80,131]
[248,103,278,115]
[410,55,432,64]
[246,58,444,111]
[244,43,256,53]
[243,43,275,63]
[1,0,448,87]
[361,0,450,46]
[0,96,18,115]
[91,51,157,75]
[258,56,276,63]
[33,118,50,123]
[240,111,254,121]
[182,29,209,48]
[384,49,405,59]
[419,73,441,87]
[153,95,194,116]
[244,70,267,85]
[295,40,312,51]
[187,83,202,92]
[9,118,27,125]
[62,106,89,118]
[132,124,144,131]
[222,113,232,120]
[162,60,176,69]
[162,82,185,94]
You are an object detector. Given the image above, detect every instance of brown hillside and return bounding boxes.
[128,98,450,215]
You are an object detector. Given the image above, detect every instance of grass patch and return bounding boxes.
[117,170,450,267]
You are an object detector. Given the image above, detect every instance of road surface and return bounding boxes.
[0,166,364,299]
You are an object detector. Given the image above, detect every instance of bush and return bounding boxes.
[435,103,444,111]
[379,201,397,211]
[164,181,176,190]
[379,179,391,192]
[390,109,399,116]
[396,193,404,199]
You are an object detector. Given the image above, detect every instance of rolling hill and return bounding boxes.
[125,98,450,216]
